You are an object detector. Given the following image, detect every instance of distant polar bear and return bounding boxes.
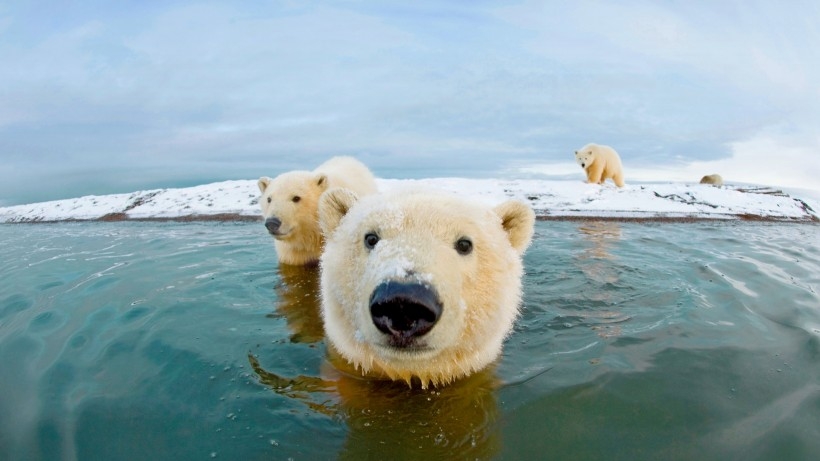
[258,156,377,266]
[574,143,625,187]
[317,187,535,388]
[699,174,723,186]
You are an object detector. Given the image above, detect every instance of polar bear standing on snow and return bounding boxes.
[575,143,625,187]
[699,174,723,186]
[317,188,535,388]
[258,156,377,266]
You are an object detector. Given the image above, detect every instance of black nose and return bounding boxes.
[581,163,586,168]
[369,281,442,347]
[265,217,282,235]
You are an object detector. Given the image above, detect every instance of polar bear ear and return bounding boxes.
[493,200,535,254]
[257,177,271,194]
[315,173,329,190]
[319,188,359,237]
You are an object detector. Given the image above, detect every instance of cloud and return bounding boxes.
[687,131,820,192]
[1,1,819,205]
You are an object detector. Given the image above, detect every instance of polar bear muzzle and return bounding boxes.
[264,217,283,236]
[369,280,443,348]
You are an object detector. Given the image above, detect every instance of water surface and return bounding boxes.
[0,221,818,460]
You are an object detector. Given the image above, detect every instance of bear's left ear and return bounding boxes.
[319,188,359,237]
[257,177,271,194]
[493,200,535,254]
[315,173,329,190]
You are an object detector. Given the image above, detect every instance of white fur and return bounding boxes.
[574,143,625,187]
[258,156,377,265]
[318,188,535,388]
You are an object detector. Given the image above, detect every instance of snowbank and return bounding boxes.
[0,178,816,223]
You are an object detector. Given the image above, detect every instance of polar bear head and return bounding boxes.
[574,147,596,169]
[318,188,535,388]
[258,171,330,265]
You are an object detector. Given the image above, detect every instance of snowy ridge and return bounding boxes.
[0,178,817,223]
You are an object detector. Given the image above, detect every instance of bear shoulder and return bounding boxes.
[315,156,378,197]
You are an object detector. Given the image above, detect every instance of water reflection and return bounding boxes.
[254,260,502,459]
[267,264,324,343]
[578,220,620,263]
[574,220,629,338]
[2,222,819,460]
[250,353,500,460]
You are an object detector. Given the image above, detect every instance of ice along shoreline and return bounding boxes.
[0,178,817,224]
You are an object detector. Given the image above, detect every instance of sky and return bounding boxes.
[1,0,819,206]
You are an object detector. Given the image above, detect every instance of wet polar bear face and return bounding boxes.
[318,188,535,388]
[258,172,328,244]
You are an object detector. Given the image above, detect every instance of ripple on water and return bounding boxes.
[0,221,818,461]
[1,293,32,318]
[28,310,68,334]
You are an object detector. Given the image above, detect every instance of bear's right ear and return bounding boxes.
[319,188,359,237]
[493,200,535,254]
[257,177,271,194]
[315,173,329,190]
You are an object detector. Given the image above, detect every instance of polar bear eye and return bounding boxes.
[292,195,301,203]
[364,233,380,249]
[455,238,473,256]
[266,197,271,204]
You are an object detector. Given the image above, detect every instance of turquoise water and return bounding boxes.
[1,221,818,460]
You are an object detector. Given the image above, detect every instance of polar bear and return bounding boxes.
[317,188,535,388]
[575,143,625,187]
[699,174,723,186]
[258,156,377,266]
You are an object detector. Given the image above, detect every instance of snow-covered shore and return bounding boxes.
[0,178,817,223]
